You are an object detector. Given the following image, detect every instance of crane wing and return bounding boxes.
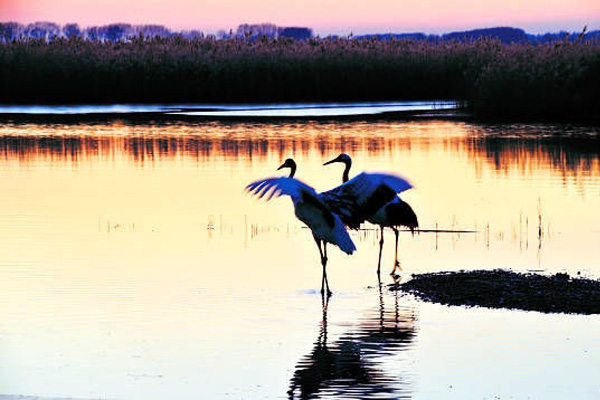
[245,177,318,202]
[320,172,413,229]
[246,176,336,227]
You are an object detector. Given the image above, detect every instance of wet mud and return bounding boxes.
[391,269,600,314]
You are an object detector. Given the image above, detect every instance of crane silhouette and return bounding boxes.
[246,159,356,296]
[323,154,418,276]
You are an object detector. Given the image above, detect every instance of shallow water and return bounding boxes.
[0,116,599,399]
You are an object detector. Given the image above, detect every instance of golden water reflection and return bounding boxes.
[1,121,599,178]
[0,119,599,399]
[1,120,598,277]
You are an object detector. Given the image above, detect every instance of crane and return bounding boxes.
[323,154,418,276]
[246,159,356,296]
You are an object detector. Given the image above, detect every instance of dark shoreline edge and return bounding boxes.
[1,108,598,125]
[0,108,469,124]
[390,269,600,315]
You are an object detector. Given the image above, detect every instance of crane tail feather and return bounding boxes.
[333,217,356,255]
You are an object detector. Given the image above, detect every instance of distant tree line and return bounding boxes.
[356,27,600,44]
[220,24,313,40]
[1,22,597,44]
[0,21,205,42]
[0,21,312,42]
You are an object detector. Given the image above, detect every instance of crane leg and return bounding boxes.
[390,227,402,276]
[314,238,331,297]
[322,243,331,296]
[377,226,384,276]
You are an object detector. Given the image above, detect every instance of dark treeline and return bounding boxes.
[0,21,203,42]
[1,36,599,119]
[2,22,599,44]
[0,21,313,42]
[357,27,600,45]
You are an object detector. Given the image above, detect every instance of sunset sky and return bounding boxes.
[1,0,599,35]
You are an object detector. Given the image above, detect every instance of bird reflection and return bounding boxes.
[288,288,416,399]
[287,296,371,400]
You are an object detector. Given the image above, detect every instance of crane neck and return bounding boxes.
[342,160,351,183]
[288,164,296,178]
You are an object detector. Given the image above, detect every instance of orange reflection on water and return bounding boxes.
[0,119,598,282]
[0,119,599,399]
[1,121,598,179]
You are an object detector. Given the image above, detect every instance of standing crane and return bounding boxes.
[246,159,356,296]
[323,154,418,276]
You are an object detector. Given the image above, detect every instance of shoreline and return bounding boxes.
[0,103,598,124]
[391,269,600,315]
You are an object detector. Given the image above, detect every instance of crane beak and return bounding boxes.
[323,157,339,166]
[277,162,287,170]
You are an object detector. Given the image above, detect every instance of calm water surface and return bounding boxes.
[0,118,599,399]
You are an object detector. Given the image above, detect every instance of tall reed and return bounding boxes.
[1,36,598,119]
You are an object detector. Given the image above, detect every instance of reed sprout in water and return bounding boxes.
[0,36,599,119]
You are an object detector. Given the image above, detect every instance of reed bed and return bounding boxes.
[1,36,599,119]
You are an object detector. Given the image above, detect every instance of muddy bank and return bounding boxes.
[390,269,600,314]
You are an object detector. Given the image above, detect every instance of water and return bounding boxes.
[0,100,456,117]
[0,114,599,399]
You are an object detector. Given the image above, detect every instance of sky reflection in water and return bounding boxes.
[0,119,599,399]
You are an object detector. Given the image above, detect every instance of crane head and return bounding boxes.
[277,158,297,178]
[323,153,352,166]
[277,158,296,171]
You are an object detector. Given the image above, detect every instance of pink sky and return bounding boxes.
[2,0,599,35]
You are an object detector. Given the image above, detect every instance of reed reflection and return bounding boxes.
[469,136,600,178]
[0,122,598,184]
[288,289,416,399]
